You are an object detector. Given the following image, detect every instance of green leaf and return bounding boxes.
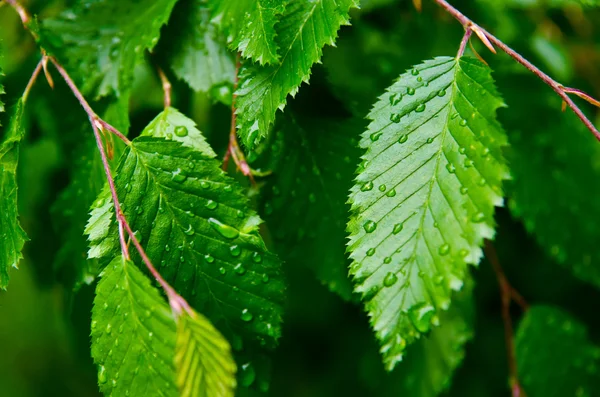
[91,256,177,396]
[39,0,178,97]
[515,305,600,397]
[175,310,237,397]
[261,114,362,300]
[235,0,359,148]
[210,0,285,65]
[508,112,600,288]
[164,0,235,95]
[0,100,28,290]
[389,283,473,396]
[86,107,285,348]
[347,56,509,370]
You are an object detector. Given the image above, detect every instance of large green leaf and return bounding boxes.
[515,305,600,397]
[347,56,509,370]
[261,114,362,300]
[86,107,285,349]
[0,100,28,289]
[164,0,235,95]
[210,0,285,65]
[175,310,237,397]
[508,112,600,288]
[91,256,177,396]
[235,0,359,148]
[39,0,178,97]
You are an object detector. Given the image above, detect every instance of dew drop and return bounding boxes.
[208,218,239,239]
[383,256,392,264]
[408,303,436,333]
[363,220,377,233]
[174,125,188,137]
[437,89,446,97]
[200,181,210,189]
[460,186,469,195]
[205,200,218,210]
[459,249,468,257]
[98,366,107,384]
[262,274,270,283]
[411,68,419,76]
[230,245,241,257]
[458,147,466,154]
[204,254,215,263]
[252,252,263,263]
[464,159,473,168]
[446,163,456,173]
[378,184,387,192]
[383,272,398,287]
[219,267,226,275]
[366,248,376,256]
[438,244,450,256]
[389,93,402,106]
[386,188,396,197]
[393,223,403,234]
[472,212,485,223]
[183,224,195,236]
[172,168,187,183]
[240,363,256,387]
[407,87,416,95]
[234,263,246,275]
[426,137,434,144]
[415,104,426,113]
[125,183,132,193]
[417,76,423,82]
[241,309,253,322]
[370,132,382,142]
[390,113,402,123]
[361,181,374,192]
[398,134,408,144]
[459,119,468,127]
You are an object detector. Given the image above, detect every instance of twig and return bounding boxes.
[156,65,172,109]
[22,58,44,101]
[484,241,528,397]
[223,53,255,184]
[457,28,472,58]
[8,0,197,316]
[434,0,600,142]
[5,0,31,26]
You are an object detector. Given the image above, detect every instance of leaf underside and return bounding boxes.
[40,0,178,97]
[347,56,509,370]
[86,107,285,352]
[235,0,359,148]
[515,305,600,397]
[175,310,237,397]
[0,100,28,289]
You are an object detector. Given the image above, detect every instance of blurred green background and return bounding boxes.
[1,0,600,396]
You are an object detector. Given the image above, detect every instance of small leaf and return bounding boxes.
[175,309,237,397]
[210,0,285,65]
[0,100,28,289]
[163,0,235,96]
[235,0,359,148]
[516,305,600,397]
[39,0,178,97]
[91,256,177,396]
[347,56,509,370]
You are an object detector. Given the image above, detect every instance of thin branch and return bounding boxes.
[156,65,172,109]
[223,53,255,184]
[434,0,600,142]
[22,58,44,102]
[5,0,31,27]
[485,241,528,397]
[457,28,472,58]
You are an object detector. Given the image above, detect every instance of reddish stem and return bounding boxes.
[434,0,600,142]
[22,58,44,101]
[485,241,528,397]
[156,65,172,109]
[457,28,472,58]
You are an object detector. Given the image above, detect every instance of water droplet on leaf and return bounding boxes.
[174,125,188,137]
[383,272,398,287]
[363,220,377,233]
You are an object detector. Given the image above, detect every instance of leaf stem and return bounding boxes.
[223,53,255,184]
[433,0,600,142]
[457,28,472,58]
[22,58,44,102]
[484,240,528,397]
[156,65,172,109]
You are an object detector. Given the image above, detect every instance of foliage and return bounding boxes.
[1,0,600,396]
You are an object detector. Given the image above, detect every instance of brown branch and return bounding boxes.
[22,58,44,101]
[434,0,600,142]
[223,53,255,184]
[484,240,528,397]
[156,65,172,109]
[7,0,193,315]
